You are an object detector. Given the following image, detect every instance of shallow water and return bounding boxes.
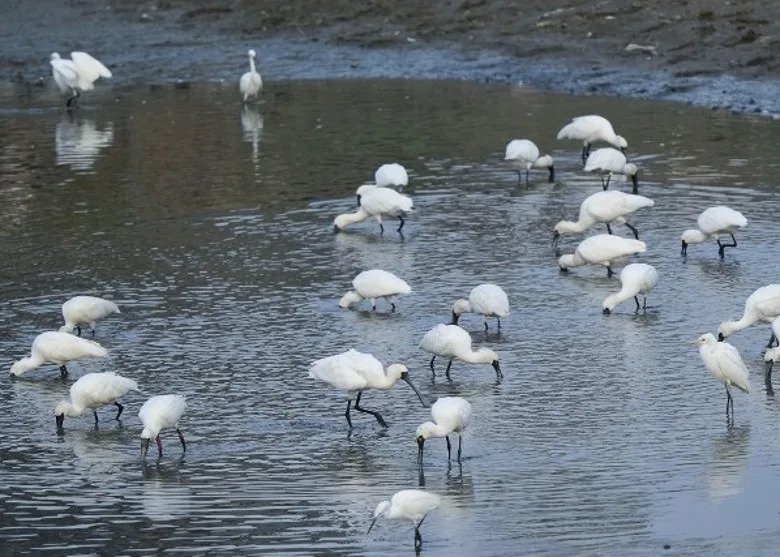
[1,80,780,555]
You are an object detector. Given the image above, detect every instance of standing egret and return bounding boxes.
[139,394,187,459]
[584,147,639,192]
[50,51,112,109]
[368,489,441,550]
[55,372,139,429]
[416,397,472,462]
[239,49,262,102]
[308,349,427,429]
[420,324,501,380]
[504,139,554,185]
[334,187,413,234]
[681,206,748,259]
[556,115,627,163]
[339,269,411,312]
[602,263,659,314]
[717,284,780,344]
[10,331,108,378]
[451,283,509,331]
[60,295,121,336]
[558,234,646,277]
[688,333,750,418]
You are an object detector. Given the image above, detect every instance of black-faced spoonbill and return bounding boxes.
[10,331,108,378]
[558,234,646,277]
[717,284,780,344]
[602,263,659,314]
[688,333,750,420]
[339,269,411,312]
[420,324,501,380]
[334,187,413,234]
[680,206,748,259]
[556,115,627,163]
[140,394,187,459]
[451,283,509,331]
[504,139,554,185]
[368,489,441,550]
[584,147,639,192]
[416,396,472,463]
[308,349,428,429]
[60,295,120,336]
[55,371,139,429]
[239,49,262,102]
[50,51,112,109]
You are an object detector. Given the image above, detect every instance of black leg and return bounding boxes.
[445,360,453,379]
[625,222,639,239]
[606,223,613,235]
[516,170,523,183]
[446,436,451,460]
[600,176,607,190]
[115,401,123,420]
[429,356,436,375]
[634,296,641,311]
[643,297,647,310]
[525,169,530,186]
[484,321,489,332]
[93,410,99,424]
[497,316,501,330]
[76,325,82,336]
[725,387,733,417]
[354,392,388,428]
[156,435,163,458]
[391,302,396,313]
[59,365,68,378]
[397,216,405,233]
[345,400,353,429]
[717,234,737,259]
[607,266,615,278]
[414,527,423,548]
[768,333,778,348]
[581,145,590,164]
[379,222,385,234]
[766,361,774,395]
[458,435,463,462]
[177,428,186,452]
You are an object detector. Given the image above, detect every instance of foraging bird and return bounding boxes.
[55,372,139,429]
[556,115,627,163]
[334,187,413,234]
[308,349,427,429]
[420,324,501,380]
[451,284,509,331]
[60,295,121,336]
[374,163,409,188]
[688,333,750,418]
[763,317,780,387]
[239,49,262,102]
[139,394,187,459]
[339,269,411,312]
[416,397,472,462]
[680,206,747,259]
[50,51,112,109]
[602,263,659,314]
[504,139,554,185]
[368,489,441,550]
[717,284,780,344]
[558,234,646,277]
[10,331,108,378]
[552,190,654,249]
[583,148,639,192]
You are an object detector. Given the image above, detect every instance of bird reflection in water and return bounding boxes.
[55,116,114,172]
[707,424,750,503]
[240,106,264,167]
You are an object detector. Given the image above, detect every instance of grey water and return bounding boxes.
[1,79,780,556]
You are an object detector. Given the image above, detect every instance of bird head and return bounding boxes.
[616,135,628,151]
[367,500,391,533]
[451,299,470,324]
[717,321,738,341]
[338,290,362,308]
[248,49,256,58]
[686,333,716,346]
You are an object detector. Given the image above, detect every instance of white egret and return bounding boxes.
[504,139,554,185]
[50,51,112,108]
[239,49,262,102]
[140,394,187,459]
[60,295,121,336]
[10,331,108,378]
[416,397,472,462]
[688,333,750,418]
[717,284,780,344]
[451,284,509,331]
[602,263,659,314]
[556,115,627,163]
[558,234,646,277]
[308,349,427,429]
[420,324,501,380]
[339,269,411,312]
[55,372,139,429]
[681,206,748,259]
[584,147,639,192]
[368,489,441,550]
[334,187,413,234]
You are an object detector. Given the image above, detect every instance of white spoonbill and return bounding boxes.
[717,284,780,344]
[50,51,112,109]
[10,331,108,378]
[368,489,441,550]
[451,284,509,331]
[339,269,411,312]
[55,371,139,429]
[688,333,750,418]
[140,394,187,459]
[556,115,627,163]
[308,349,427,429]
[504,139,554,185]
[416,396,472,462]
[680,206,747,259]
[558,234,646,277]
[239,49,263,102]
[602,263,659,314]
[584,147,639,192]
[420,324,501,380]
[334,187,413,234]
[553,190,654,249]
[60,295,121,336]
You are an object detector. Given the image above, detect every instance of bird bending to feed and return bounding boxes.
[451,283,509,331]
[339,269,411,312]
[308,349,427,429]
[368,489,441,550]
[556,115,627,163]
[55,372,139,429]
[140,394,187,459]
[602,263,659,314]
[420,324,501,380]
[504,139,554,185]
[558,234,646,277]
[717,284,780,344]
[764,317,780,389]
[334,187,413,234]
[10,331,108,378]
[416,397,472,463]
[583,147,639,192]
[688,333,750,419]
[239,49,262,102]
[60,295,121,336]
[50,51,112,109]
[552,190,654,249]
[680,206,747,259]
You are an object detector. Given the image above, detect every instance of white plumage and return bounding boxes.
[10,331,108,378]
[339,269,411,312]
[375,163,409,187]
[557,234,646,276]
[61,295,121,336]
[556,115,628,163]
[584,147,639,192]
[451,283,509,331]
[420,324,501,380]
[717,284,780,343]
[681,206,748,258]
[334,187,413,234]
[689,333,750,418]
[139,394,187,459]
[504,139,554,184]
[55,372,138,428]
[602,263,659,314]
[50,51,112,108]
[368,489,441,550]
[416,396,472,462]
[239,49,263,102]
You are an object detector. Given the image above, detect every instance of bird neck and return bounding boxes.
[11,354,44,376]
[558,219,590,235]
[603,285,635,312]
[336,209,370,228]
[682,229,709,245]
[249,55,257,74]
[459,348,490,364]
[338,290,364,308]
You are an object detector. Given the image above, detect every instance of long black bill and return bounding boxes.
[417,436,425,462]
[367,516,379,534]
[55,414,64,429]
[356,194,362,206]
[451,311,459,325]
[548,165,555,183]
[403,375,429,407]
[552,231,560,249]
